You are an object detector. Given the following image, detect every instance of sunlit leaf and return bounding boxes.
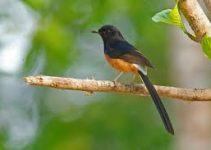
[152,4,185,31]
[201,34,211,59]
[152,4,198,41]
[152,9,172,24]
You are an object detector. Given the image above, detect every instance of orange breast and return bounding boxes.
[105,54,138,74]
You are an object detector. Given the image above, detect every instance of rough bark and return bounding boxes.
[24,75,211,101]
[179,0,211,41]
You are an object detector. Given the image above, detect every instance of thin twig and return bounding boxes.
[24,75,211,101]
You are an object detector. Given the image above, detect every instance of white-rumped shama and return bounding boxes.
[92,25,174,135]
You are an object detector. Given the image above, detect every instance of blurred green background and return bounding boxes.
[0,0,175,149]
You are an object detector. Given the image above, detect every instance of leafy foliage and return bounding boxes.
[152,5,185,31]
[152,3,211,59]
[201,34,211,59]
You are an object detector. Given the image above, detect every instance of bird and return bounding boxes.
[92,25,174,135]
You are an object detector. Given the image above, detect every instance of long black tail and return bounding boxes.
[138,70,174,135]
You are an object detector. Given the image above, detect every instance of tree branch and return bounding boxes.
[204,0,211,14]
[178,0,211,42]
[24,75,211,101]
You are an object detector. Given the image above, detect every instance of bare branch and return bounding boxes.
[179,0,211,42]
[24,75,211,101]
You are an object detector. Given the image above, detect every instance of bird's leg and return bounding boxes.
[113,72,123,83]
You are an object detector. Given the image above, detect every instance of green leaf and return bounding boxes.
[152,9,172,23]
[152,4,198,41]
[201,34,211,59]
[152,5,185,31]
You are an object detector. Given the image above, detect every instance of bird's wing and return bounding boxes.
[109,40,154,68]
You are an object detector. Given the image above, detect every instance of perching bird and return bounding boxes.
[92,25,174,135]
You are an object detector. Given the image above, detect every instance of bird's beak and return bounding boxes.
[91,30,99,34]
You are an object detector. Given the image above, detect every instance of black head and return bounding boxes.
[92,25,124,42]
